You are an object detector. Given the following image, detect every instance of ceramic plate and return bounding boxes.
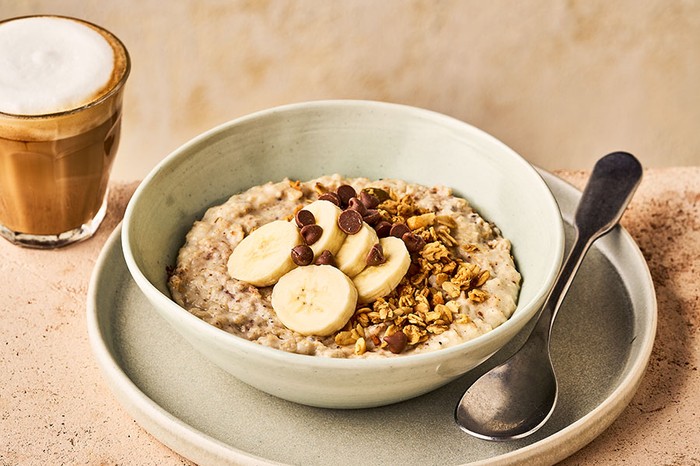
[87,171,656,465]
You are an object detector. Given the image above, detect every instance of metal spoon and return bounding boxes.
[455,151,643,441]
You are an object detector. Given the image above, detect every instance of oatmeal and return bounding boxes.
[168,175,521,358]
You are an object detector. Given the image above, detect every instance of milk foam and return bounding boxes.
[0,17,115,115]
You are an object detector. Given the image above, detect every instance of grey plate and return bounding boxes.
[87,172,657,465]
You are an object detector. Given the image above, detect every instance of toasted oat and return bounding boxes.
[468,289,488,303]
[421,241,450,262]
[436,214,458,229]
[441,281,461,299]
[475,270,491,287]
[313,182,328,194]
[427,324,447,335]
[335,330,357,346]
[354,337,367,355]
[403,325,423,345]
[356,313,370,327]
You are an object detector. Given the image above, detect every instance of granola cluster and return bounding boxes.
[322,184,492,356]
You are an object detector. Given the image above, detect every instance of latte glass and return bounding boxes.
[0,15,130,248]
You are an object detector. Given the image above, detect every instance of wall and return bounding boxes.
[3,0,699,180]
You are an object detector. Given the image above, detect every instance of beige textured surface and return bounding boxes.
[0,167,698,464]
[2,0,700,178]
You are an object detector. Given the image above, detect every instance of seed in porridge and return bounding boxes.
[366,243,385,266]
[300,224,323,245]
[294,209,315,228]
[338,209,363,234]
[315,249,336,266]
[337,184,357,206]
[389,223,410,239]
[291,244,314,266]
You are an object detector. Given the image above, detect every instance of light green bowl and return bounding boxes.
[122,100,564,409]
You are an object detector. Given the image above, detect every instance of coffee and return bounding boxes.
[0,16,130,248]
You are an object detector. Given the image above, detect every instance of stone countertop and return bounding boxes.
[1,168,698,465]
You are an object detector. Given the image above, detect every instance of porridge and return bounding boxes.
[168,175,521,358]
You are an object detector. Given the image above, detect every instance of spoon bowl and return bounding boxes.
[456,332,557,440]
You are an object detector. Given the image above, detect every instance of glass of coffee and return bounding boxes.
[0,15,130,248]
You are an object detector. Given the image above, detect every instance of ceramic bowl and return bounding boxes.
[122,100,564,409]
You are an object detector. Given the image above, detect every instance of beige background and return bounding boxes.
[2,0,699,179]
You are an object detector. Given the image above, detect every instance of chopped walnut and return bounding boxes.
[407,212,436,230]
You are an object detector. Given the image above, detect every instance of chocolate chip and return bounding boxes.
[291,245,314,266]
[347,197,367,216]
[383,331,408,354]
[315,249,335,266]
[336,184,356,206]
[319,192,341,206]
[294,209,315,228]
[362,209,381,226]
[407,262,421,276]
[366,243,385,266]
[300,224,323,245]
[374,220,392,238]
[359,191,380,209]
[338,209,363,234]
[390,223,410,238]
[402,232,426,253]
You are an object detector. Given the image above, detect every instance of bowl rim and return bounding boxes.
[122,99,565,369]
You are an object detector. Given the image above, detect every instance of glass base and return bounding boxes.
[0,193,109,249]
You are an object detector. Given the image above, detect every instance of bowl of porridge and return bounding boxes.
[122,100,564,408]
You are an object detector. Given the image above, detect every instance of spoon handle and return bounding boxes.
[537,151,642,331]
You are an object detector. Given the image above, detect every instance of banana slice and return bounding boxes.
[335,222,379,278]
[301,200,347,257]
[353,236,411,304]
[227,220,302,287]
[271,265,358,336]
